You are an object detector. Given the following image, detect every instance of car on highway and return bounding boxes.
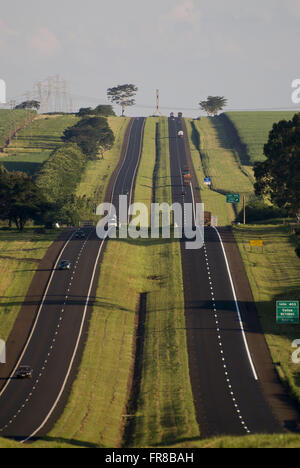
[108,216,118,228]
[58,260,71,270]
[16,365,33,379]
[75,230,85,239]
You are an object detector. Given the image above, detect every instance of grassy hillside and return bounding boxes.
[0,109,36,149]
[233,224,300,405]
[224,111,297,164]
[0,114,77,175]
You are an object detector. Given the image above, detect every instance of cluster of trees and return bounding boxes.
[36,143,86,203]
[62,116,115,160]
[254,113,300,221]
[77,104,115,117]
[0,165,49,230]
[14,100,40,110]
[199,96,227,116]
[31,143,93,227]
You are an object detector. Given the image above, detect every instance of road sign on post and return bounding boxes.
[276,301,299,324]
[204,177,211,185]
[226,194,240,203]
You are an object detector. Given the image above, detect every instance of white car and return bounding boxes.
[108,216,118,228]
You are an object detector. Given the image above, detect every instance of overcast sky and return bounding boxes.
[0,0,300,116]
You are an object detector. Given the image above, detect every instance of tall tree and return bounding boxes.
[107,84,138,116]
[254,113,300,219]
[199,96,227,116]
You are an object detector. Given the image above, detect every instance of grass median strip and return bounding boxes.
[126,117,199,447]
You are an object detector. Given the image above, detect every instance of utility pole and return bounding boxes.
[243,195,246,225]
[153,89,162,116]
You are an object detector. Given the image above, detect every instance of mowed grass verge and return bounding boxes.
[1,114,78,175]
[0,228,62,342]
[233,224,300,404]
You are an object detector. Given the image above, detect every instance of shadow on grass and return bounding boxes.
[0,294,134,313]
[2,435,100,448]
[1,161,41,175]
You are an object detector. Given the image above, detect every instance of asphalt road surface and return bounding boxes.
[168,116,298,437]
[0,117,145,442]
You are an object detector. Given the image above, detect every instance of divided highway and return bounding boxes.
[0,117,145,441]
[168,116,290,437]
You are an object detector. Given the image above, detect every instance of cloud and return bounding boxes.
[29,27,60,56]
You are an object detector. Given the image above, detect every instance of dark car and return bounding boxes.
[75,231,85,239]
[16,365,33,379]
[58,260,71,270]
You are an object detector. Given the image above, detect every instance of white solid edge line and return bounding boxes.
[213,226,258,381]
[0,229,77,399]
[21,233,108,443]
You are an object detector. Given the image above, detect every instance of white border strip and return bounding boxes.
[213,226,258,381]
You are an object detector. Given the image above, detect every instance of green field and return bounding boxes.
[0,109,36,149]
[233,224,300,404]
[0,114,77,175]
[224,111,297,164]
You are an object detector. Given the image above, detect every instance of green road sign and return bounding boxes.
[226,193,240,203]
[276,301,299,324]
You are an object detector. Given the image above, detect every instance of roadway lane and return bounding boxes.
[111,117,145,220]
[168,116,283,436]
[0,117,145,441]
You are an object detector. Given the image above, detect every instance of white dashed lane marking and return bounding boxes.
[203,242,251,434]
[0,234,89,434]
